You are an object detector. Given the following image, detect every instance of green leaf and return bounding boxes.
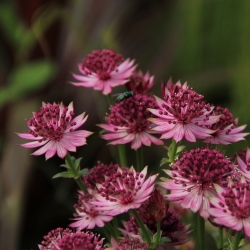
[78,168,89,176]
[176,145,186,154]
[0,60,56,107]
[74,157,83,170]
[53,172,75,179]
[160,158,170,166]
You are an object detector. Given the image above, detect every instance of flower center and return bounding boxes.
[161,85,211,124]
[106,94,158,134]
[172,148,233,190]
[97,169,144,203]
[81,49,124,79]
[27,103,75,142]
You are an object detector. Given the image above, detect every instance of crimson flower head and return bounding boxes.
[110,237,149,250]
[70,191,113,230]
[91,166,157,216]
[159,148,234,219]
[148,80,220,142]
[208,177,250,237]
[203,106,249,144]
[125,70,154,93]
[38,227,106,250]
[71,49,136,95]
[97,93,163,150]
[17,102,93,160]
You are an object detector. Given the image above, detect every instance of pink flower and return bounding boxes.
[158,148,234,219]
[91,166,157,216]
[70,191,113,230]
[38,227,106,250]
[98,93,163,150]
[71,49,136,95]
[208,177,250,237]
[17,102,93,160]
[148,79,220,142]
[203,106,249,144]
[125,70,154,93]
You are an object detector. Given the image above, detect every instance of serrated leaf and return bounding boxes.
[176,145,186,154]
[60,164,70,169]
[74,157,83,170]
[78,168,89,176]
[160,158,170,166]
[53,172,74,179]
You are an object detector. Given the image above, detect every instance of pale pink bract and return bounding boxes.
[17,102,93,160]
[148,79,220,142]
[70,191,113,230]
[208,177,250,237]
[71,49,136,95]
[91,166,157,216]
[203,106,249,144]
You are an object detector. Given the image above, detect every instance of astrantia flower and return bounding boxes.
[98,93,163,149]
[148,80,220,142]
[208,177,250,237]
[17,102,92,160]
[71,49,136,95]
[83,162,121,189]
[159,148,234,219]
[70,191,113,230]
[203,106,248,144]
[91,166,157,216]
[125,70,154,93]
[38,227,106,250]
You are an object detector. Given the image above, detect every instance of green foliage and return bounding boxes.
[0,60,56,108]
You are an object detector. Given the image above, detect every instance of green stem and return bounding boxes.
[131,210,151,244]
[65,153,88,194]
[169,138,177,163]
[112,217,120,240]
[107,94,113,105]
[105,222,117,240]
[218,227,224,250]
[194,212,205,250]
[136,147,143,172]
[154,220,161,245]
[118,144,127,166]
[232,231,242,250]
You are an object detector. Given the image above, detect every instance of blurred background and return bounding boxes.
[0,0,250,249]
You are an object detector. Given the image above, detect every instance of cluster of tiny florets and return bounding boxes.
[81,49,124,80]
[172,148,234,188]
[38,228,106,250]
[106,94,158,134]
[28,103,75,142]
[97,169,144,204]
[161,84,211,124]
[83,162,120,189]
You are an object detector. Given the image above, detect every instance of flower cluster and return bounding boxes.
[17,48,250,250]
